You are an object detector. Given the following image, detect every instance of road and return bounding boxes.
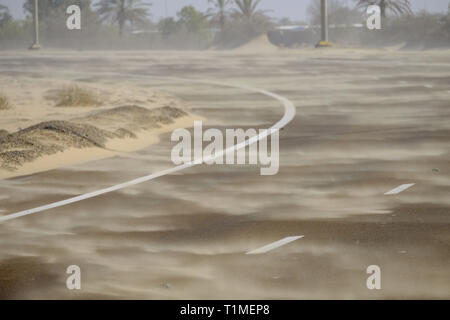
[0,49,449,299]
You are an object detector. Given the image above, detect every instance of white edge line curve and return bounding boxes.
[0,74,296,223]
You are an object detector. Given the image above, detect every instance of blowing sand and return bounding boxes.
[0,48,449,299]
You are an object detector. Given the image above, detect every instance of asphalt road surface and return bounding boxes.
[0,49,449,299]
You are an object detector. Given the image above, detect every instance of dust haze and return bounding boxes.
[0,0,449,300]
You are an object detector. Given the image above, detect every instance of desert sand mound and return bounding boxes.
[233,33,279,53]
[75,105,187,132]
[0,106,187,171]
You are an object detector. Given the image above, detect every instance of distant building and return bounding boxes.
[270,24,365,47]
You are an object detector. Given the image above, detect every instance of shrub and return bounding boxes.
[53,85,101,107]
[0,93,10,110]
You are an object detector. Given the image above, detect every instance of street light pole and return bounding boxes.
[316,0,332,47]
[30,0,41,50]
[320,0,328,42]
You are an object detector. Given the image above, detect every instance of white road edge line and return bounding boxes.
[0,74,296,223]
[246,236,304,255]
[384,183,415,195]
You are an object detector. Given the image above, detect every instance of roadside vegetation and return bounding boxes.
[305,0,450,48]
[52,86,101,107]
[0,93,10,110]
[0,0,449,49]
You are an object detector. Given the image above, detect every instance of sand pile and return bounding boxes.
[0,105,187,171]
[74,105,187,132]
[0,74,196,178]
[233,33,279,53]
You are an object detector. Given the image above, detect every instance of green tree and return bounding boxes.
[207,0,231,32]
[177,6,209,37]
[157,17,178,38]
[233,0,267,21]
[232,0,272,34]
[0,4,12,28]
[24,0,59,19]
[444,4,450,28]
[211,0,271,48]
[440,4,450,40]
[232,0,272,29]
[95,0,151,37]
[354,0,412,18]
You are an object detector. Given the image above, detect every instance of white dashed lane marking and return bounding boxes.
[246,236,304,255]
[384,183,415,195]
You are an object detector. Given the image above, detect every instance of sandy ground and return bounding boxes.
[0,74,200,179]
[0,47,449,299]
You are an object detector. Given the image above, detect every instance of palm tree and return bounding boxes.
[207,0,231,32]
[95,0,151,37]
[233,0,266,21]
[354,0,412,18]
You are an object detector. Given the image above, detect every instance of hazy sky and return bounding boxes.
[1,0,449,21]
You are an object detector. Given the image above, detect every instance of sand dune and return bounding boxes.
[0,105,197,180]
[0,75,199,180]
[233,33,279,53]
